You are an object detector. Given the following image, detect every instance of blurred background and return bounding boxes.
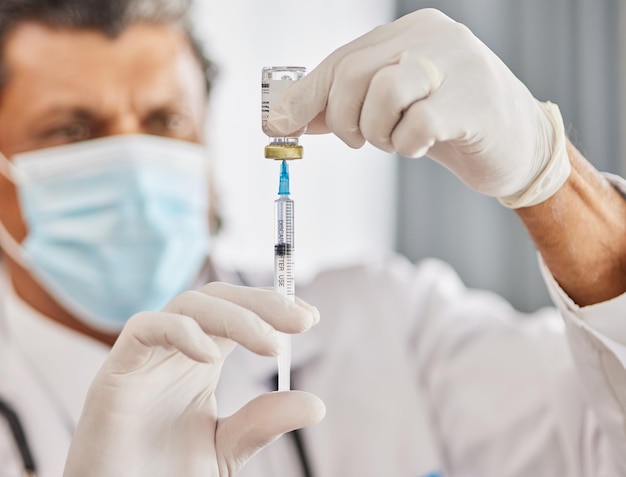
[193,0,625,312]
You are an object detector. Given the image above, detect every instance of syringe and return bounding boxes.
[262,65,305,391]
[274,160,295,391]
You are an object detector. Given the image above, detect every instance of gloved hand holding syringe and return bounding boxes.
[261,66,306,391]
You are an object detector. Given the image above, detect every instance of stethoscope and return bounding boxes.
[0,396,37,476]
[290,427,314,477]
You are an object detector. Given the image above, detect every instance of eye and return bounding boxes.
[145,111,192,137]
[44,123,91,144]
[163,113,186,130]
[62,123,90,141]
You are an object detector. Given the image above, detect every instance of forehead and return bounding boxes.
[0,21,204,110]
[4,20,195,80]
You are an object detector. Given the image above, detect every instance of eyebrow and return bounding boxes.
[38,98,191,119]
[37,106,96,121]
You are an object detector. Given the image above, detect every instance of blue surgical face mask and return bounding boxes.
[0,134,212,333]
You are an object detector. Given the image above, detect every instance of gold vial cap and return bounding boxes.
[264,144,304,160]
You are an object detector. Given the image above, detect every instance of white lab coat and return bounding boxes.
[1,183,626,476]
[223,255,624,477]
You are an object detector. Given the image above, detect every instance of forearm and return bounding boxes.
[516,140,626,306]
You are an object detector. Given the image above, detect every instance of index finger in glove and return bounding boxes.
[163,283,319,356]
[198,282,319,332]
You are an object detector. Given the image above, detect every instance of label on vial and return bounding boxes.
[261,79,295,125]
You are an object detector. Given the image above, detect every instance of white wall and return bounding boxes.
[191,0,396,282]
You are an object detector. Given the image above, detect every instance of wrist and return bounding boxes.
[516,143,626,305]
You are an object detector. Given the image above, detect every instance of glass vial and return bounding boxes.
[262,66,306,160]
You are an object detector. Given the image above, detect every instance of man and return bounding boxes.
[0,2,625,477]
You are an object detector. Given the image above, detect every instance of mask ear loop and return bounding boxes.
[0,220,27,266]
[0,149,22,184]
[0,150,29,268]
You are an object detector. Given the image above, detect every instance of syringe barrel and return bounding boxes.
[274,195,295,300]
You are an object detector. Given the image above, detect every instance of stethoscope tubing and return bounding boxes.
[0,396,37,476]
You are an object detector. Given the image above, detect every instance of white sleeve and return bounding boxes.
[410,259,612,477]
[540,256,626,476]
[408,173,626,477]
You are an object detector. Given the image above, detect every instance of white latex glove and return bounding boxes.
[63,282,325,477]
[267,8,570,208]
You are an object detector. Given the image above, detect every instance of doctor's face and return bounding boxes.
[0,20,208,242]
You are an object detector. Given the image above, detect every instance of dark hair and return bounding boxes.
[0,0,217,93]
